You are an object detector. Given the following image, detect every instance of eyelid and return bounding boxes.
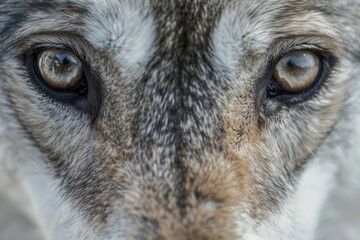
[24,45,85,66]
[267,35,342,64]
[13,32,91,62]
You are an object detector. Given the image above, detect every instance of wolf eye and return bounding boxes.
[257,47,335,116]
[273,51,320,93]
[37,49,84,91]
[26,48,100,118]
[266,50,330,105]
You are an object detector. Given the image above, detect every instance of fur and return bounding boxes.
[0,0,359,239]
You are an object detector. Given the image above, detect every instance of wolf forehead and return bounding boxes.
[1,0,343,60]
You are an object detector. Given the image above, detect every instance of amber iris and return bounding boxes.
[273,50,320,93]
[37,49,84,90]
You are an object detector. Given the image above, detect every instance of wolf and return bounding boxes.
[0,0,359,239]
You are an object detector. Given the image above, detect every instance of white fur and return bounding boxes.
[84,0,156,80]
[211,4,274,73]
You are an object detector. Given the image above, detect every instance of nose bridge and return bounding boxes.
[112,147,242,240]
[108,3,239,238]
[127,48,224,230]
[134,61,222,152]
[133,2,224,153]
[116,43,238,240]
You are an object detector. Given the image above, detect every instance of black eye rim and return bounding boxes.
[266,50,337,105]
[23,47,101,119]
[255,49,338,117]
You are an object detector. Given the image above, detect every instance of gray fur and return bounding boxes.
[0,0,359,239]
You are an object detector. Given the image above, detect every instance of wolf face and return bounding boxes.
[0,0,359,239]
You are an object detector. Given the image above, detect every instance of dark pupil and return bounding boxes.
[62,57,70,65]
[286,59,295,67]
[56,54,73,66]
[52,53,78,75]
[284,55,311,70]
[283,55,312,77]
